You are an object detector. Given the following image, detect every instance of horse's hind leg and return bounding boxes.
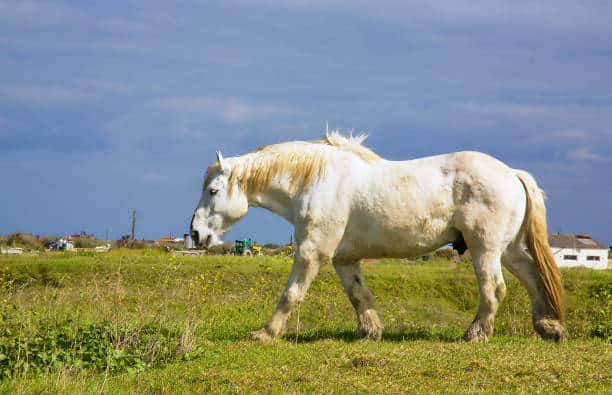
[463,248,507,342]
[334,261,383,340]
[502,244,565,341]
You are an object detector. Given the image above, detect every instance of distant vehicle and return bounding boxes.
[231,239,262,256]
[46,239,74,251]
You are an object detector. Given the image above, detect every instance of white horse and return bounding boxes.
[190,132,565,342]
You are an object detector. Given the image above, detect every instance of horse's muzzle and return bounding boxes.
[191,230,213,248]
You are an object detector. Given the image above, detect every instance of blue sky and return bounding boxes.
[1,0,611,246]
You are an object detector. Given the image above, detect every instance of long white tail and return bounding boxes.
[515,170,566,323]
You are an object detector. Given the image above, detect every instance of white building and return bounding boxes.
[0,247,24,255]
[549,234,609,270]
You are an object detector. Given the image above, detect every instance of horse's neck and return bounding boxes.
[247,187,295,224]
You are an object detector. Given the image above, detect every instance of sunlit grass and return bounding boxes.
[0,250,610,393]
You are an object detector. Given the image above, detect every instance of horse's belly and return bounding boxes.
[334,160,458,260]
[335,216,458,260]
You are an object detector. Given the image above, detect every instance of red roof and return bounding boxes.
[158,237,179,242]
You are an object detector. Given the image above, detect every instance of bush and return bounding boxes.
[6,233,41,250]
[207,243,231,255]
[116,236,149,249]
[589,283,611,342]
[73,238,103,249]
[0,320,203,379]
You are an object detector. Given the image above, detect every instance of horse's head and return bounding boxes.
[190,151,248,248]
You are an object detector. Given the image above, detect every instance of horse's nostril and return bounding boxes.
[192,230,200,244]
[205,234,212,247]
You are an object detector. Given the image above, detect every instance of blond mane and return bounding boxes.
[206,132,381,196]
[319,131,381,163]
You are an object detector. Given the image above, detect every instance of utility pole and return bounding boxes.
[131,210,136,240]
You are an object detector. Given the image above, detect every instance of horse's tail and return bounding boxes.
[515,170,566,324]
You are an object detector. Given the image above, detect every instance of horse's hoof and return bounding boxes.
[358,327,382,340]
[358,310,383,340]
[462,321,491,342]
[250,328,275,343]
[534,318,565,342]
[462,332,489,343]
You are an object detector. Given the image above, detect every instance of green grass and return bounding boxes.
[0,250,610,393]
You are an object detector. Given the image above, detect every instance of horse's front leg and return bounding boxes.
[251,241,322,342]
[334,261,383,340]
[463,249,506,342]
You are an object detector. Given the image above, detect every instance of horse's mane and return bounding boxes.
[317,131,381,163]
[207,132,381,196]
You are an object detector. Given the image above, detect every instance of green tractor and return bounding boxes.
[231,238,262,256]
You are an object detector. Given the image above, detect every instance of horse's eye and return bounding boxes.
[210,189,218,196]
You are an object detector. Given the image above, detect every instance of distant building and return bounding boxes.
[184,233,195,249]
[1,247,24,255]
[549,234,608,270]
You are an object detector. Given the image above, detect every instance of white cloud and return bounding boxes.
[454,102,612,152]
[0,36,162,56]
[252,0,612,32]
[566,147,610,162]
[528,129,593,144]
[455,101,612,123]
[97,15,153,33]
[456,102,557,118]
[158,97,298,124]
[0,1,153,33]
[80,79,131,95]
[547,129,592,141]
[0,84,93,106]
[0,0,81,26]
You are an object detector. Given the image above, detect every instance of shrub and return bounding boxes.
[116,236,149,249]
[0,320,203,379]
[73,238,103,249]
[6,233,40,250]
[589,283,611,342]
[207,243,231,255]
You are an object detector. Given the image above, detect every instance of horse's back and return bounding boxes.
[334,151,526,259]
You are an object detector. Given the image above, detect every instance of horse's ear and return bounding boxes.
[216,150,230,174]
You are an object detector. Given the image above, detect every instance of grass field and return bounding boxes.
[0,250,610,393]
